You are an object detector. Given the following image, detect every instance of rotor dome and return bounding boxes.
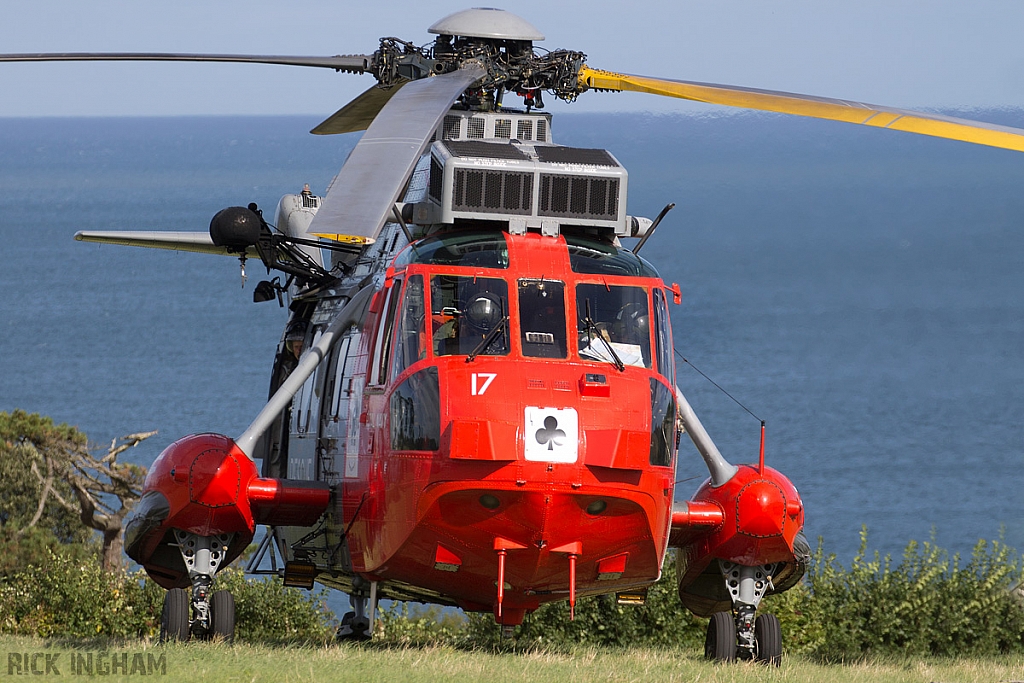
[428,8,544,41]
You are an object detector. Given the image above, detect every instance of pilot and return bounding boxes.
[434,289,505,355]
[285,320,307,360]
[278,319,308,377]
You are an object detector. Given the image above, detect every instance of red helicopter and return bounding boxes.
[5,7,1024,664]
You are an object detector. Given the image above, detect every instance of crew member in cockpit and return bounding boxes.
[280,319,308,375]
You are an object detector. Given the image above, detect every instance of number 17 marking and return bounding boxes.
[471,373,497,396]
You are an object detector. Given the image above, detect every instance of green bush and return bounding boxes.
[802,528,1024,658]
[395,532,1024,659]
[377,603,468,646]
[459,557,706,651]
[0,548,163,638]
[0,547,336,643]
[2,528,1021,656]
[215,566,337,643]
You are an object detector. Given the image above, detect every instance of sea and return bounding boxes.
[1,112,1021,585]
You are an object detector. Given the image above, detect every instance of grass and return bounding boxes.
[1,636,1022,683]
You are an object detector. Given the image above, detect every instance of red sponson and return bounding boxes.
[696,464,804,565]
[131,433,330,588]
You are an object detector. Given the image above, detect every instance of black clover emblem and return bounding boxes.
[535,416,566,451]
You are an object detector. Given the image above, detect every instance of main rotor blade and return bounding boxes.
[580,66,1024,153]
[311,81,408,135]
[308,64,486,244]
[75,230,258,258]
[0,52,372,73]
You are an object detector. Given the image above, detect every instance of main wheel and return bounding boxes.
[754,613,782,666]
[159,588,190,643]
[209,590,236,643]
[337,611,371,641]
[704,611,737,661]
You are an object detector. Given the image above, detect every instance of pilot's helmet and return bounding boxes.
[285,319,308,343]
[613,302,649,341]
[464,293,503,333]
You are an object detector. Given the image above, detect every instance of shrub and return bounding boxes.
[804,528,1024,658]
[215,566,337,643]
[0,548,163,638]
[377,603,468,646]
[461,556,706,650]
[401,532,1024,659]
[0,547,336,643]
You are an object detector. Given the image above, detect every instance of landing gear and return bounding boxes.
[158,531,237,643]
[337,611,371,641]
[703,560,783,666]
[337,578,377,641]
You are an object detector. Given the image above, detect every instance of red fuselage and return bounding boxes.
[339,230,678,622]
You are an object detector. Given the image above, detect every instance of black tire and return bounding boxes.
[754,613,782,666]
[337,611,371,641]
[210,590,235,643]
[160,588,190,643]
[704,611,737,661]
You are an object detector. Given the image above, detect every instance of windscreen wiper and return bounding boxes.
[581,299,625,372]
[466,316,509,363]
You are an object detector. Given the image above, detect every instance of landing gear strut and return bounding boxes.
[704,560,782,666]
[337,577,377,640]
[158,531,237,643]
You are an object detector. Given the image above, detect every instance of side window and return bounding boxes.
[649,378,676,467]
[653,289,674,380]
[518,279,567,358]
[390,275,426,379]
[390,367,441,451]
[576,283,651,368]
[328,335,353,422]
[292,327,324,434]
[368,280,402,386]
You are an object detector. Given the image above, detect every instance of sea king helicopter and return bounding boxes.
[5,7,1024,665]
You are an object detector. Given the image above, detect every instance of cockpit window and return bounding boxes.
[431,275,510,357]
[653,288,674,380]
[519,279,567,358]
[395,231,509,269]
[390,275,426,379]
[576,283,652,369]
[565,234,660,277]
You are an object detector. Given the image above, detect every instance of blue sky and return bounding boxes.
[1,0,1022,117]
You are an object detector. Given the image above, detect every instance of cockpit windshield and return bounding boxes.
[576,283,652,369]
[431,275,510,357]
[396,231,509,269]
[518,279,567,358]
[565,234,660,277]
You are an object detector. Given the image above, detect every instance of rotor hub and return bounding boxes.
[428,8,544,41]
